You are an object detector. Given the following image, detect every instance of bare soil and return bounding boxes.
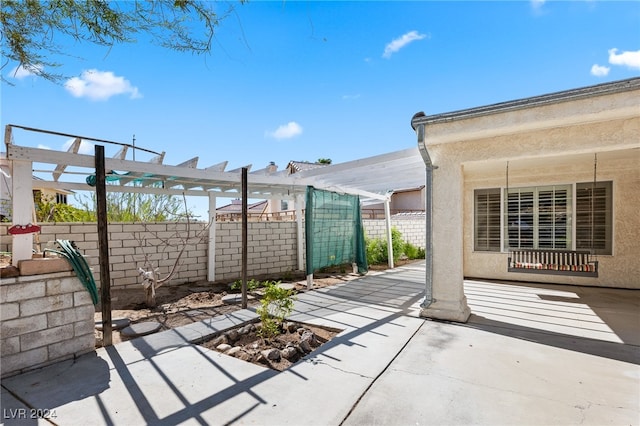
[94,270,365,346]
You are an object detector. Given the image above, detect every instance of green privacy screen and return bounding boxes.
[305,186,368,275]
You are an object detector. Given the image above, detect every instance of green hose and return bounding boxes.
[45,240,99,305]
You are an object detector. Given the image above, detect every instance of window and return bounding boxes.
[576,181,612,255]
[56,193,67,204]
[474,189,501,251]
[505,185,571,250]
[475,183,612,253]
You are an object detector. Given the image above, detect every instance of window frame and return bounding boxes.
[473,181,613,255]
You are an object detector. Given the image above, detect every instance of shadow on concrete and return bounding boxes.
[464,314,640,365]
[1,351,110,425]
[464,279,640,365]
[0,264,427,425]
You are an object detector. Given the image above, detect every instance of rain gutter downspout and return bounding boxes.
[412,112,435,309]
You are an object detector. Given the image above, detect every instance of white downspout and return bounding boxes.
[412,112,436,309]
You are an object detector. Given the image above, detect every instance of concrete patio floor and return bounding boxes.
[1,262,638,425]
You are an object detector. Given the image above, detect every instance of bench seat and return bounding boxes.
[508,249,598,277]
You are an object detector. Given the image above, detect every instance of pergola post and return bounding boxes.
[295,193,304,271]
[384,197,394,269]
[11,160,34,266]
[207,192,217,282]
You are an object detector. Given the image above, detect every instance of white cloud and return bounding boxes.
[265,122,303,140]
[531,0,545,10]
[37,144,51,150]
[64,69,142,101]
[608,48,640,70]
[590,64,610,77]
[62,138,95,155]
[382,31,428,59]
[9,64,43,79]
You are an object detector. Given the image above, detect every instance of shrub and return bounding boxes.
[366,227,425,265]
[256,281,295,338]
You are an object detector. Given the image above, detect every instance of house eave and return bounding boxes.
[414,77,640,125]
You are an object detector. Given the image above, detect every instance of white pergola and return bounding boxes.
[3,124,426,275]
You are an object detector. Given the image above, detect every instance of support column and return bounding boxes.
[384,197,394,268]
[207,193,217,282]
[11,160,33,266]
[421,158,470,322]
[295,194,304,271]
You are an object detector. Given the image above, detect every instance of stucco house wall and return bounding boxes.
[462,117,639,288]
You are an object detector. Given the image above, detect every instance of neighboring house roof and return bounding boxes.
[216,199,268,213]
[286,161,329,175]
[33,176,74,195]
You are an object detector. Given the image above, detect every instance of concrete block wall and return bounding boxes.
[214,221,300,282]
[1,222,209,290]
[363,216,426,249]
[0,218,423,288]
[0,272,95,377]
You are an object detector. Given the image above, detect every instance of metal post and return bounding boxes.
[95,145,112,346]
[241,167,248,309]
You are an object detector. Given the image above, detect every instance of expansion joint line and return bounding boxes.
[338,320,427,426]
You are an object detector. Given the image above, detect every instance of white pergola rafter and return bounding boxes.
[4,124,427,274]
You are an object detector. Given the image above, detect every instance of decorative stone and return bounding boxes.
[301,330,318,347]
[120,322,162,338]
[281,347,298,360]
[216,343,232,352]
[235,350,252,361]
[226,329,239,342]
[261,348,280,361]
[277,283,295,291]
[298,340,312,354]
[221,294,255,305]
[285,322,297,333]
[210,335,228,347]
[95,317,130,331]
[226,346,241,356]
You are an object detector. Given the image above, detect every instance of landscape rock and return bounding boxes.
[300,330,318,347]
[261,348,281,361]
[298,340,312,354]
[281,346,298,360]
[226,329,239,342]
[216,343,232,352]
[226,346,242,356]
[235,350,252,361]
[285,322,297,333]
[210,335,229,347]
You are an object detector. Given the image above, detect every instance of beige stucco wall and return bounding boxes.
[417,85,640,322]
[462,118,639,288]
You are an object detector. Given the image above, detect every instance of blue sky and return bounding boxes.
[2,0,639,215]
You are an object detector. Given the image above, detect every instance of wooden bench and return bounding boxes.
[507,249,598,277]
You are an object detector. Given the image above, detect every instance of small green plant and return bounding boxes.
[256,281,296,338]
[230,278,263,292]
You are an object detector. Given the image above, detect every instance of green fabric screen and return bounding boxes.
[305,186,368,275]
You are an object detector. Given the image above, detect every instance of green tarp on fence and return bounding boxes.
[305,186,368,275]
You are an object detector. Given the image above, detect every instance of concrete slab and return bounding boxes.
[2,264,638,426]
[120,322,162,338]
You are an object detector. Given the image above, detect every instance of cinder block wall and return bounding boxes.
[214,222,300,282]
[0,272,95,377]
[0,218,423,288]
[363,216,426,249]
